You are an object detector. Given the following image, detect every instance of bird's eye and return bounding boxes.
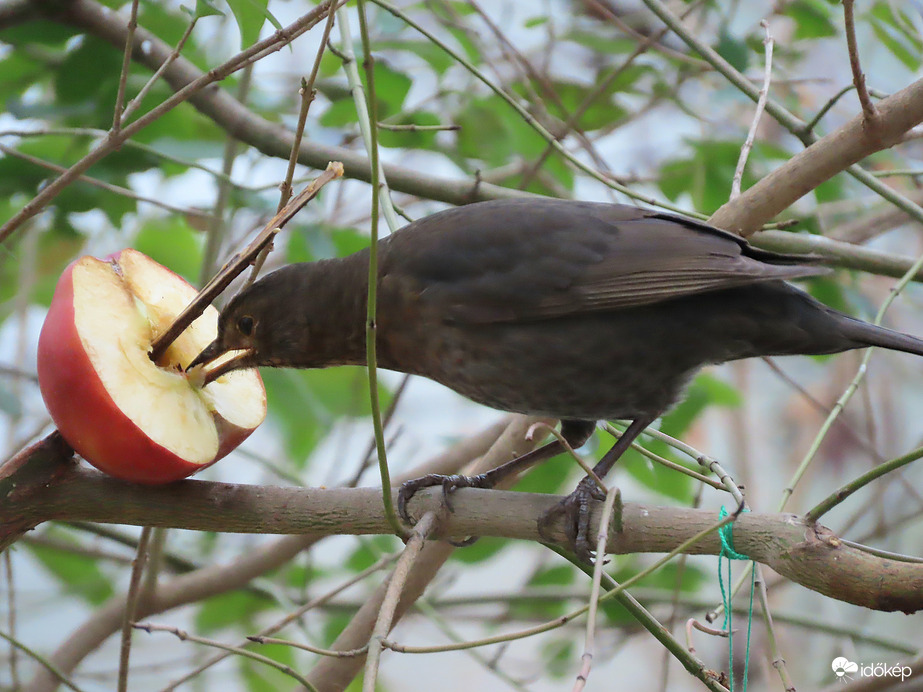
[237,315,255,336]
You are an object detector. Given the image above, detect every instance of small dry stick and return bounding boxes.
[755,565,795,691]
[249,2,340,287]
[528,421,606,491]
[148,161,343,363]
[573,486,621,692]
[112,0,140,134]
[685,619,732,655]
[363,512,438,692]
[134,622,317,690]
[120,15,199,125]
[843,0,879,126]
[117,526,152,692]
[731,20,774,200]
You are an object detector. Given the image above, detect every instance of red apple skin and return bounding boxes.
[37,255,262,484]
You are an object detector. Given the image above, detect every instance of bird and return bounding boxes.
[189,198,923,560]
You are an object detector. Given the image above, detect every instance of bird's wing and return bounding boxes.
[384,199,827,324]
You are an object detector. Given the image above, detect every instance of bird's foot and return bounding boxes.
[538,476,612,564]
[397,472,493,527]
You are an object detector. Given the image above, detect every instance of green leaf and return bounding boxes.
[196,590,269,631]
[376,39,455,75]
[346,535,399,571]
[621,373,741,501]
[262,367,391,464]
[239,642,296,692]
[542,638,575,678]
[869,1,922,69]
[783,0,837,39]
[715,29,750,73]
[449,536,506,563]
[132,217,205,285]
[27,534,115,605]
[194,0,224,18]
[659,140,789,214]
[226,0,282,49]
[378,111,444,150]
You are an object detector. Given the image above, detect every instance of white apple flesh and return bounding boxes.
[37,249,266,483]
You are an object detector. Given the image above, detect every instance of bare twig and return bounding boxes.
[843,0,879,126]
[150,162,343,364]
[117,526,152,692]
[133,622,317,690]
[201,64,253,282]
[111,0,139,134]
[528,421,605,491]
[0,0,338,245]
[168,552,396,689]
[731,21,773,200]
[574,487,620,692]
[755,566,796,691]
[685,619,731,655]
[120,14,198,124]
[246,2,340,287]
[0,630,87,692]
[363,512,438,692]
[0,143,214,222]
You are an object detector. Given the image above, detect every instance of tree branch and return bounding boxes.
[2,461,920,614]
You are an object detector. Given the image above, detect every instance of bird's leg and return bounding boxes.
[539,415,656,563]
[397,419,595,526]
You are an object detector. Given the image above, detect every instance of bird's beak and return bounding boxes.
[187,340,256,386]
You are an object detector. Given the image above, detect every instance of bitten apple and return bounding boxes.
[37,249,266,483]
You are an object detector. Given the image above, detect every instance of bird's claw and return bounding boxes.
[538,476,609,564]
[397,473,492,526]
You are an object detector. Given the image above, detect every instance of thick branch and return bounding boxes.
[709,75,923,235]
[3,463,920,613]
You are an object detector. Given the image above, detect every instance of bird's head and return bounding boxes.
[188,261,368,383]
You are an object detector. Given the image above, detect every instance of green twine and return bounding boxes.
[718,505,755,692]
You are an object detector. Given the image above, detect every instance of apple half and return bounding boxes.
[37,249,266,483]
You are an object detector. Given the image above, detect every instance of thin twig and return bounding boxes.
[0,630,88,692]
[249,635,368,658]
[685,618,731,654]
[843,0,879,126]
[529,422,606,491]
[279,4,337,210]
[117,526,152,692]
[134,622,318,690]
[603,423,725,490]
[363,512,438,692]
[4,551,17,688]
[120,15,198,124]
[0,144,215,222]
[151,163,342,364]
[247,1,339,287]
[806,444,923,522]
[0,1,338,245]
[111,0,140,134]
[339,1,406,538]
[201,63,253,282]
[731,21,773,200]
[755,566,796,691]
[574,487,620,692]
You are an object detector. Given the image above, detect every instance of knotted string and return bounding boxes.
[718,505,755,692]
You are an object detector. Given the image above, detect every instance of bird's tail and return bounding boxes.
[839,315,923,357]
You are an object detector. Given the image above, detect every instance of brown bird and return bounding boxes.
[190,198,923,559]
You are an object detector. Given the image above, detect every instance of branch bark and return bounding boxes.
[3,458,920,614]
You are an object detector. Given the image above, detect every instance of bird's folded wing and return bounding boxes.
[389,199,827,324]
